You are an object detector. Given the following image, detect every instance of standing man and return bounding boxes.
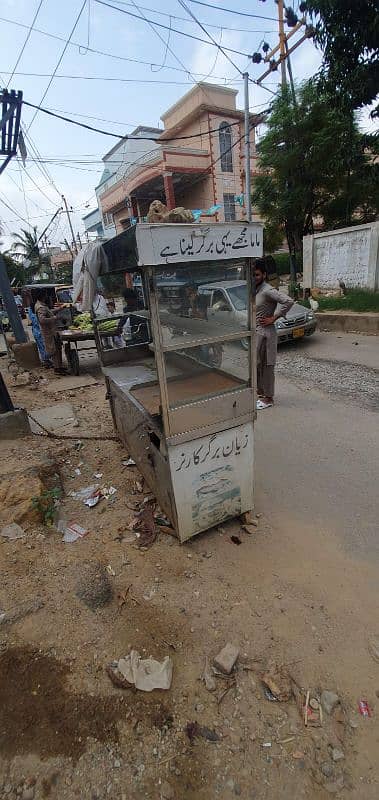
[34,289,66,374]
[255,261,294,409]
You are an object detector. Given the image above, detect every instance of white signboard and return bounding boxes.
[168,421,254,541]
[136,222,263,265]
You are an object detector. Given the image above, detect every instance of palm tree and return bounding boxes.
[11,226,53,280]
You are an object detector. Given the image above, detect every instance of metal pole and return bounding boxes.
[243,72,252,222]
[285,40,297,108]
[0,253,27,343]
[62,195,78,255]
[278,0,287,88]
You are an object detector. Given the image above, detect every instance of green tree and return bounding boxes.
[252,82,378,266]
[304,0,379,116]
[11,226,53,280]
[1,251,26,286]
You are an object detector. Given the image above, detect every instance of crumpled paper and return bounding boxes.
[117,650,173,691]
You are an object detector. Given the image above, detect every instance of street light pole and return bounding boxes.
[244,72,252,222]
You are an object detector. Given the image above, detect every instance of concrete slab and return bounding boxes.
[316,311,379,335]
[29,402,77,435]
[46,374,97,393]
[0,408,31,440]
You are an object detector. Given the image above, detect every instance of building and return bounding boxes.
[84,83,260,239]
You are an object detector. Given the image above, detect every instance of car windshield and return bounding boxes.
[227,284,247,311]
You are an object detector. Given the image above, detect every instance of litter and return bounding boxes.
[134,506,158,548]
[202,657,217,692]
[70,484,99,501]
[358,699,372,717]
[58,520,89,543]
[84,489,102,508]
[74,468,81,476]
[1,523,25,540]
[108,650,173,691]
[185,722,220,743]
[230,535,242,545]
[106,565,116,577]
[93,472,103,479]
[243,525,257,535]
[261,663,292,702]
[102,486,117,499]
[122,458,136,467]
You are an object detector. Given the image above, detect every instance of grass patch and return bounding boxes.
[317,289,379,313]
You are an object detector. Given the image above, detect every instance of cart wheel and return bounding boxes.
[70,348,80,376]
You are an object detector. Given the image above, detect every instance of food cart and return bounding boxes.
[95,221,263,542]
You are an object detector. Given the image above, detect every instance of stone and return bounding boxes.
[0,408,31,440]
[213,643,239,675]
[321,691,340,715]
[75,561,113,610]
[321,763,334,779]
[161,780,174,800]
[12,341,40,369]
[332,748,344,762]
[324,777,344,795]
[21,790,34,800]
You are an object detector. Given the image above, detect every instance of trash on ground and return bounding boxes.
[61,522,89,543]
[368,636,379,663]
[261,664,292,702]
[102,486,117,499]
[74,468,81,476]
[93,472,103,479]
[263,686,278,702]
[106,564,116,577]
[134,480,144,493]
[134,506,158,548]
[243,524,257,535]
[185,721,220,743]
[202,657,217,692]
[213,642,239,675]
[230,535,242,545]
[1,523,25,540]
[292,750,305,760]
[0,598,44,627]
[109,650,173,691]
[84,489,102,508]
[240,510,259,526]
[358,699,372,717]
[320,690,340,715]
[122,458,136,467]
[70,484,99,501]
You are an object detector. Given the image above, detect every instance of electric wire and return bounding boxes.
[177,0,242,76]
[27,0,87,132]
[6,0,45,88]
[186,0,276,21]
[95,0,276,31]
[94,0,253,58]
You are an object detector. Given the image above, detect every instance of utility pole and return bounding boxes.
[277,0,287,88]
[243,72,252,222]
[77,231,83,250]
[0,254,27,343]
[62,195,78,255]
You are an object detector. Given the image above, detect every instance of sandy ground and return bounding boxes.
[0,340,378,800]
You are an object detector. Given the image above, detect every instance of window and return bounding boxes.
[103,211,113,227]
[219,122,233,173]
[223,193,236,222]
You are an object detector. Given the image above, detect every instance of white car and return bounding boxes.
[197,280,316,348]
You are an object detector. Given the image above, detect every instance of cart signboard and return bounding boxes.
[136,222,263,265]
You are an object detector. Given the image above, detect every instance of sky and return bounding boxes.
[0,0,371,253]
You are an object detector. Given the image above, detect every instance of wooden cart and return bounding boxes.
[59,329,97,375]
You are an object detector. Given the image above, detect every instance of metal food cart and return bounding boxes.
[96,221,263,542]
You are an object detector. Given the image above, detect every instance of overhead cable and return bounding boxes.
[6,0,45,88]
[94,0,253,57]
[177,0,242,75]
[186,0,276,21]
[27,0,87,131]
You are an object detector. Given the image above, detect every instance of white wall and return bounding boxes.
[303,222,379,290]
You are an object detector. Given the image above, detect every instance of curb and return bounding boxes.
[315,312,379,335]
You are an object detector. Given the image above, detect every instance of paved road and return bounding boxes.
[255,331,379,559]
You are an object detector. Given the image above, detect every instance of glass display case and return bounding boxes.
[97,221,263,541]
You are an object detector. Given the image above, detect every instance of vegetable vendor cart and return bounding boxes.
[96,221,263,542]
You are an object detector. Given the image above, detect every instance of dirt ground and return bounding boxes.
[0,362,378,800]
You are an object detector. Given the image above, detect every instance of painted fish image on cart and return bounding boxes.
[191,465,241,529]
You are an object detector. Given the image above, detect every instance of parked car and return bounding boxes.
[197,280,317,348]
